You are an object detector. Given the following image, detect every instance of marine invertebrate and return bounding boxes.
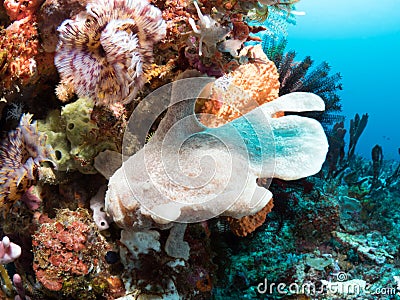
[248,0,300,23]
[21,185,42,210]
[164,223,190,260]
[194,271,212,292]
[0,114,55,212]
[13,274,26,300]
[38,98,123,174]
[120,229,161,260]
[0,17,40,85]
[32,209,111,296]
[347,113,368,160]
[5,102,24,121]
[0,0,58,97]
[294,192,340,248]
[386,152,400,188]
[184,47,225,76]
[262,38,345,137]
[371,144,383,190]
[333,231,394,265]
[197,45,280,127]
[324,113,369,179]
[37,0,89,53]
[226,198,274,236]
[0,238,18,295]
[90,185,112,230]
[12,274,32,300]
[188,1,230,56]
[0,0,58,109]
[105,76,328,229]
[54,0,167,106]
[263,39,343,113]
[4,0,43,21]
[152,0,191,50]
[325,121,346,177]
[3,0,42,21]
[118,223,215,298]
[0,236,21,264]
[245,0,299,39]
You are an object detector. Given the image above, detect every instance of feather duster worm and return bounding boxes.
[0,114,55,211]
[54,0,166,105]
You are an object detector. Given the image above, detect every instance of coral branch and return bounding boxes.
[371,144,383,190]
[347,113,368,160]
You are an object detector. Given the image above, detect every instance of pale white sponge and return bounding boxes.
[105,78,329,230]
[90,185,112,231]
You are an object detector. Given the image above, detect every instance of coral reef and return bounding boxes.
[371,144,383,189]
[1,1,398,299]
[324,113,369,180]
[38,98,124,174]
[226,198,274,237]
[0,0,58,107]
[32,208,116,298]
[0,18,40,85]
[3,0,43,21]
[54,0,166,106]
[188,1,230,57]
[118,223,216,299]
[37,0,89,53]
[325,120,346,177]
[213,159,400,299]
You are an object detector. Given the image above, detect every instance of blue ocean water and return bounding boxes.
[287,0,400,160]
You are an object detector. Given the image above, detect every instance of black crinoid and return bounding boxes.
[262,38,344,130]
